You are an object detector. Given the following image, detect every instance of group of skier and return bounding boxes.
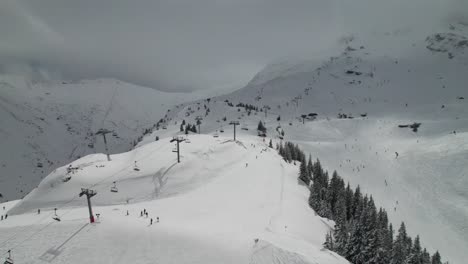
[137,208,159,225]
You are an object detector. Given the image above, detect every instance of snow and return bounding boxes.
[142,25,468,263]
[1,20,467,264]
[0,76,209,201]
[0,134,347,264]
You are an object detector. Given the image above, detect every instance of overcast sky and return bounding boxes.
[0,0,466,92]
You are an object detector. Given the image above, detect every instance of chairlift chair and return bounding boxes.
[133,161,140,171]
[213,131,219,138]
[52,208,61,221]
[241,124,248,131]
[220,128,224,133]
[110,181,118,193]
[185,139,191,143]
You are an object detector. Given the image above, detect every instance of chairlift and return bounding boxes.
[241,124,248,131]
[185,138,191,143]
[52,208,61,221]
[162,126,167,130]
[133,161,140,171]
[220,128,224,133]
[213,131,219,138]
[4,250,13,264]
[111,181,118,193]
[52,212,61,222]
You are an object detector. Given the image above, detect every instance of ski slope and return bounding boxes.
[147,24,468,263]
[0,134,348,264]
[0,76,206,201]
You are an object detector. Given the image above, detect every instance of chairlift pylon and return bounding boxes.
[111,181,118,193]
[4,250,13,264]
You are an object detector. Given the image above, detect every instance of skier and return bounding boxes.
[146,212,149,218]
[38,209,41,214]
[1,215,3,221]
[150,218,153,225]
[126,210,129,216]
[140,211,143,217]
[157,217,159,223]
[395,152,399,158]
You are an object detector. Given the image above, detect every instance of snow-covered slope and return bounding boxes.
[150,24,468,263]
[0,134,347,264]
[0,76,202,201]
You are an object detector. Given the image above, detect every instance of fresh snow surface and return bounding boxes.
[150,26,468,263]
[0,134,347,264]
[0,76,206,200]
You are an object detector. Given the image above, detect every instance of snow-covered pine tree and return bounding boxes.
[257,121,266,133]
[299,159,310,185]
[406,235,422,264]
[307,154,313,181]
[421,248,431,264]
[391,222,409,264]
[324,230,335,250]
[431,251,442,264]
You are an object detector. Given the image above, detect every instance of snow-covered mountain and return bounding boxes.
[1,21,467,264]
[0,76,201,201]
[1,135,348,264]
[145,23,468,263]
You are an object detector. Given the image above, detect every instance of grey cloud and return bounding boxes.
[0,0,466,91]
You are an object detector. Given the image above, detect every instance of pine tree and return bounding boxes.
[324,231,335,250]
[352,186,363,219]
[392,222,409,264]
[345,183,354,221]
[307,155,313,180]
[431,251,442,264]
[257,121,266,133]
[407,235,422,264]
[362,197,378,263]
[347,209,367,263]
[333,220,349,256]
[421,249,431,264]
[329,171,344,216]
[299,160,310,185]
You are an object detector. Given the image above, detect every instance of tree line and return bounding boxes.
[275,141,447,264]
